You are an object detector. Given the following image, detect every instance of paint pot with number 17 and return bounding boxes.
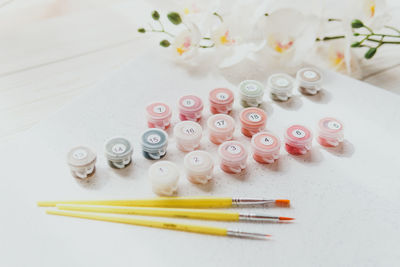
[67,146,97,179]
[284,125,313,155]
[174,121,202,152]
[209,88,234,114]
[218,141,248,174]
[146,102,172,130]
[184,150,214,184]
[239,107,267,137]
[317,117,344,147]
[141,129,168,160]
[207,114,235,145]
[296,67,323,95]
[178,95,204,122]
[148,161,179,196]
[104,137,133,169]
[251,132,281,164]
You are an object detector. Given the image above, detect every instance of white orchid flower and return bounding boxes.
[172,23,201,60]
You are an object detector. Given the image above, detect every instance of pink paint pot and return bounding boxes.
[218,141,248,174]
[317,117,344,147]
[207,114,235,145]
[173,121,203,152]
[178,95,204,122]
[251,132,281,164]
[209,88,234,114]
[239,107,267,137]
[146,102,172,130]
[284,125,313,155]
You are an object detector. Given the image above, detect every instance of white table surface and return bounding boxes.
[0,54,399,267]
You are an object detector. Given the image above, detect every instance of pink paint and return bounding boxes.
[207,114,235,145]
[178,95,204,122]
[251,132,281,164]
[209,88,234,114]
[239,107,267,137]
[173,121,202,152]
[218,141,248,174]
[284,125,313,155]
[317,117,344,147]
[146,102,172,130]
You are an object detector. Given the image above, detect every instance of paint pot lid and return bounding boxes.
[318,117,343,135]
[284,125,313,145]
[238,80,264,98]
[184,150,214,173]
[178,95,204,113]
[149,161,180,187]
[267,73,294,93]
[239,107,267,127]
[141,128,168,150]
[174,121,202,141]
[218,141,248,163]
[209,88,234,105]
[67,146,97,167]
[297,67,322,84]
[104,136,133,160]
[207,114,235,133]
[146,102,172,120]
[251,132,281,153]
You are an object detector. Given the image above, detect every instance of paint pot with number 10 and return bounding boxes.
[184,150,214,184]
[178,95,204,122]
[209,88,234,114]
[174,121,202,152]
[218,141,248,174]
[141,129,168,160]
[284,125,313,155]
[148,161,179,196]
[239,107,267,137]
[317,117,344,147]
[104,137,133,169]
[207,114,235,144]
[146,102,172,130]
[67,146,97,179]
[251,132,281,164]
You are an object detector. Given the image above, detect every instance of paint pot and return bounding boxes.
[178,95,204,122]
[184,150,214,184]
[239,107,267,137]
[251,132,281,164]
[67,146,96,179]
[209,88,234,114]
[238,80,264,107]
[284,125,313,155]
[146,102,172,130]
[174,121,202,152]
[317,117,344,147]
[141,128,168,160]
[267,73,294,101]
[104,137,133,169]
[218,141,248,174]
[296,67,323,95]
[207,114,235,144]
[148,161,179,196]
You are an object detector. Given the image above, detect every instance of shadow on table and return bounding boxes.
[259,101,274,117]
[75,166,110,190]
[273,95,303,111]
[302,88,332,104]
[321,139,355,158]
[289,147,324,165]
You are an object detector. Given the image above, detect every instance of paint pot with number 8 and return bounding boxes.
[251,132,281,164]
[284,125,313,155]
[296,67,323,95]
[141,129,168,160]
[317,117,344,147]
[148,161,179,196]
[178,95,204,122]
[67,146,96,179]
[146,102,172,130]
[238,80,264,107]
[207,114,235,144]
[218,141,248,174]
[174,121,202,152]
[239,107,267,137]
[209,88,234,114]
[184,150,214,184]
[267,73,294,101]
[104,137,133,169]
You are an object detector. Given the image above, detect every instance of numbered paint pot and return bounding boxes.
[67,146,97,179]
[141,129,168,160]
[251,132,281,164]
[209,88,234,114]
[317,117,344,147]
[238,80,264,107]
[239,107,267,137]
[174,121,202,152]
[207,114,235,145]
[284,125,313,155]
[184,150,214,184]
[296,67,323,95]
[148,161,179,196]
[104,137,133,169]
[267,73,294,101]
[178,95,204,122]
[218,141,248,174]
[146,102,172,130]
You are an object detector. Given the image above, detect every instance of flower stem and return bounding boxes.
[384,25,400,34]
[316,35,345,41]
[213,12,223,23]
[199,44,215,48]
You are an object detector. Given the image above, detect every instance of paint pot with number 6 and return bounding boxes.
[238,80,264,107]
[184,150,214,184]
[148,161,179,196]
[174,121,202,152]
[296,67,323,95]
[104,137,133,169]
[207,114,235,145]
[218,141,248,174]
[317,117,344,147]
[239,107,267,137]
[284,125,313,155]
[146,102,172,130]
[67,146,96,179]
[178,95,204,122]
[141,129,168,160]
[209,88,234,114]
[251,132,281,164]
[267,73,294,101]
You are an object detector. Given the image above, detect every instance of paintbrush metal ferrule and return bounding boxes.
[232,198,275,205]
[239,213,280,221]
[227,229,271,239]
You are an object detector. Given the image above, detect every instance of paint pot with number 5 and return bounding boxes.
[174,121,202,152]
[209,88,234,114]
[207,114,235,145]
[317,117,344,147]
[267,73,294,101]
[146,102,172,130]
[296,67,323,95]
[239,107,267,137]
[141,129,168,160]
[184,150,214,184]
[218,141,248,174]
[148,161,179,196]
[238,80,264,107]
[251,132,281,164]
[104,137,133,169]
[67,146,97,179]
[178,95,204,122]
[284,125,313,155]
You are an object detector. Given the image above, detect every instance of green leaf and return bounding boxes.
[264,13,269,16]
[138,28,146,33]
[364,47,377,59]
[353,32,360,36]
[152,10,160,20]
[160,40,171,47]
[167,12,182,25]
[351,41,362,47]
[351,19,364,28]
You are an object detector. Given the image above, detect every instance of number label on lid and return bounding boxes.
[214,119,227,129]
[147,134,161,144]
[248,113,262,122]
[183,127,196,135]
[245,83,258,92]
[261,136,274,146]
[153,105,166,114]
[292,129,306,138]
[157,166,169,175]
[327,121,341,130]
[216,92,228,101]
[276,78,289,87]
[182,98,195,107]
[303,70,317,80]
[72,149,88,160]
[226,144,241,154]
[191,155,203,165]
[111,143,127,154]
